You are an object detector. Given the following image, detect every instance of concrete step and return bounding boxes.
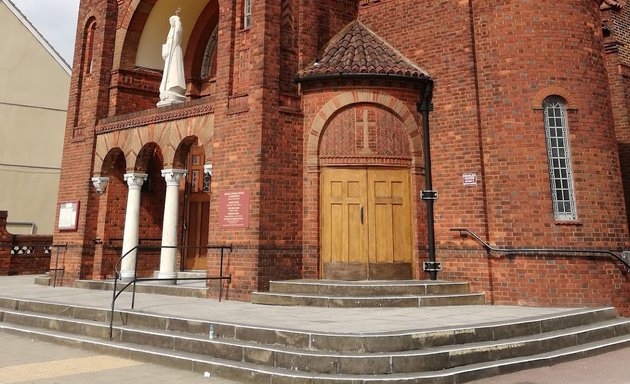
[4,308,626,375]
[1,299,628,375]
[250,291,486,307]
[268,279,471,296]
[1,321,629,384]
[73,279,213,298]
[0,297,619,353]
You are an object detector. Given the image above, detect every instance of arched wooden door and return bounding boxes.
[320,167,413,280]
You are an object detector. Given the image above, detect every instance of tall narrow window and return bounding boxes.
[84,20,97,74]
[543,96,577,221]
[243,0,252,29]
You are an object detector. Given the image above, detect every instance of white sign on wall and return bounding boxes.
[58,201,79,231]
[463,173,477,187]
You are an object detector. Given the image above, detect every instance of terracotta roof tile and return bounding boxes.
[601,0,624,10]
[297,20,430,83]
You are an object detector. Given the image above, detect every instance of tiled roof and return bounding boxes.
[297,20,430,83]
[601,0,624,10]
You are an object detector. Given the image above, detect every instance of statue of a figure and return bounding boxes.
[157,8,187,107]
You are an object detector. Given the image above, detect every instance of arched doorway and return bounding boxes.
[319,103,415,280]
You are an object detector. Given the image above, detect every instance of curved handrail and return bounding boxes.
[108,244,233,339]
[450,228,630,273]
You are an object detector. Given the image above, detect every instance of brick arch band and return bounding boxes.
[532,86,577,109]
[93,114,214,175]
[307,91,422,169]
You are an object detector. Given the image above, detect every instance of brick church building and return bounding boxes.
[53,0,630,313]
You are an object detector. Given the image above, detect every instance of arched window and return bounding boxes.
[200,25,219,80]
[543,96,577,221]
[84,20,97,74]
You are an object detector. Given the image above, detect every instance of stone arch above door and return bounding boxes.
[307,90,421,168]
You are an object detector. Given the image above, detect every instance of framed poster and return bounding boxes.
[58,201,80,231]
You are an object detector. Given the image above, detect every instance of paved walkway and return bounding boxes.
[0,332,241,384]
[467,347,630,384]
[0,275,580,335]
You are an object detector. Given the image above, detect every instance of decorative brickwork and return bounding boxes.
[319,104,412,165]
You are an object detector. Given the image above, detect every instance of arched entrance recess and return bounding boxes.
[312,92,422,280]
[174,136,212,271]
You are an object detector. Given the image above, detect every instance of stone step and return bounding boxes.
[4,308,627,375]
[250,291,486,307]
[0,297,619,353]
[1,321,629,384]
[268,279,471,296]
[73,279,213,298]
[2,301,629,375]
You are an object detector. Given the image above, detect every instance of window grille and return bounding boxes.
[543,96,577,221]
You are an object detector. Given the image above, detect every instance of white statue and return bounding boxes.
[157,8,187,107]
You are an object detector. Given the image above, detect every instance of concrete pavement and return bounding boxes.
[0,332,242,384]
[467,347,630,384]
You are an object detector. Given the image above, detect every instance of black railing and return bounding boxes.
[450,228,630,273]
[108,244,232,339]
[49,244,68,287]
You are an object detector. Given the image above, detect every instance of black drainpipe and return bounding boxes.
[417,80,441,280]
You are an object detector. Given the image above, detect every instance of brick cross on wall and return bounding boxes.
[356,108,376,154]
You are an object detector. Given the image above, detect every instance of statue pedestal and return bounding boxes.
[157,98,185,108]
[157,91,187,108]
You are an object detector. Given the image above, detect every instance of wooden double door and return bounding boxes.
[320,167,413,280]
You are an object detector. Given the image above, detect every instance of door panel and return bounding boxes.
[183,145,210,271]
[321,168,368,269]
[321,167,412,280]
[368,169,412,267]
[185,200,209,270]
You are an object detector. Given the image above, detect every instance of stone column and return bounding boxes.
[158,169,186,283]
[120,173,147,281]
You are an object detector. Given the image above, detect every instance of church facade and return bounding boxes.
[54,0,630,313]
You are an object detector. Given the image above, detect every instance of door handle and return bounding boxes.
[360,207,364,225]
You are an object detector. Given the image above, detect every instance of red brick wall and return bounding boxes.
[440,248,630,317]
[0,211,52,276]
[359,0,488,247]
[606,5,630,232]
[470,0,627,247]
[53,0,119,285]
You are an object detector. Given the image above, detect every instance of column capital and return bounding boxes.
[161,168,187,186]
[123,173,148,190]
[91,176,110,195]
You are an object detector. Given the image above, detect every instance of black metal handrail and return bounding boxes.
[49,244,68,287]
[108,244,232,339]
[450,228,630,273]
